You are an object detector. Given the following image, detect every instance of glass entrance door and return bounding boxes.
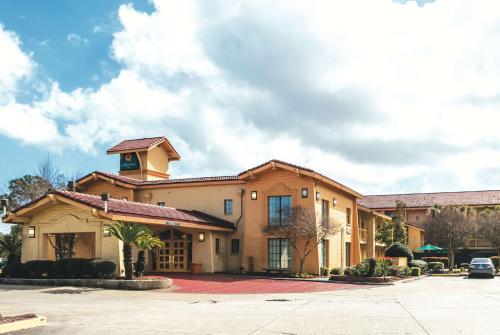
[156,229,188,272]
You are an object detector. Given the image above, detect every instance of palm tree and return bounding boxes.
[135,234,164,277]
[0,234,22,264]
[109,222,150,280]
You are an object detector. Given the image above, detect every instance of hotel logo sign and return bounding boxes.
[120,153,140,171]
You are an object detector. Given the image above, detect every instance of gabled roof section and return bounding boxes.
[76,171,241,188]
[5,190,235,231]
[238,159,363,198]
[359,190,500,209]
[106,136,181,160]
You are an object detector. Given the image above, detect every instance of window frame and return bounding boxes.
[268,238,292,269]
[268,195,292,227]
[230,239,240,255]
[224,199,233,215]
[321,199,329,225]
[215,238,221,254]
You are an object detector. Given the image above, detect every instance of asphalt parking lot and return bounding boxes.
[1,276,499,335]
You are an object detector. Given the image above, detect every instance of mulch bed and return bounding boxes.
[0,314,38,325]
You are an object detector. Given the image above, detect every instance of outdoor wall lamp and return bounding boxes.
[301,188,308,198]
[333,198,337,207]
[198,232,206,242]
[315,191,320,201]
[103,225,111,237]
[28,226,36,238]
[251,191,258,200]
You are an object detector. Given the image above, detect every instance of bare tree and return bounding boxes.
[263,206,340,273]
[36,154,66,189]
[477,207,500,258]
[426,205,475,269]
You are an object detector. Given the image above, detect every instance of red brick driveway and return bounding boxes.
[146,273,369,294]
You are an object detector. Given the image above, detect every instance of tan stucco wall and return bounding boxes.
[408,226,424,251]
[82,180,135,201]
[20,203,124,275]
[146,145,170,177]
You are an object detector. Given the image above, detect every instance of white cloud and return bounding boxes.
[67,33,88,46]
[2,0,500,194]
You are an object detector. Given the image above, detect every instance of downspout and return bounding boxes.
[235,189,245,229]
[235,189,245,272]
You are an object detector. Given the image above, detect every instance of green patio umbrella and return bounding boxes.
[415,244,444,253]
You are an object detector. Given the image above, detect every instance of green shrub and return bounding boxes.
[409,260,428,272]
[428,262,445,272]
[460,263,469,269]
[91,259,117,279]
[451,268,462,273]
[4,262,31,278]
[385,242,414,261]
[66,258,94,278]
[363,258,377,277]
[388,265,409,277]
[375,258,393,277]
[320,267,329,276]
[345,263,369,277]
[330,268,343,276]
[421,257,448,268]
[410,267,421,276]
[24,260,55,278]
[490,256,500,270]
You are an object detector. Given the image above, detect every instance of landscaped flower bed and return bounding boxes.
[329,257,425,284]
[0,313,46,333]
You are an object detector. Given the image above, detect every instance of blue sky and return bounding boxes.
[0,0,155,184]
[1,0,500,202]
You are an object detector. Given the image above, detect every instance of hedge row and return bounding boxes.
[385,242,414,261]
[1,258,116,279]
[421,257,448,268]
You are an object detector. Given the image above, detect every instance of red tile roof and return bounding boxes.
[50,190,235,229]
[359,190,500,209]
[239,159,363,198]
[77,171,240,187]
[107,136,167,153]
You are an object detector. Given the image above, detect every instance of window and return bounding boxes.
[268,239,291,269]
[231,239,240,254]
[346,208,351,225]
[321,200,329,224]
[268,196,292,226]
[224,199,233,215]
[321,240,329,268]
[215,238,221,254]
[157,202,165,207]
[416,215,420,221]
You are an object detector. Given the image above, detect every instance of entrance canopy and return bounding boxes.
[4,190,235,232]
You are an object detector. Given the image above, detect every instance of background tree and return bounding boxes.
[426,205,474,269]
[0,233,22,264]
[263,206,340,273]
[36,154,66,190]
[477,207,500,258]
[376,200,408,246]
[109,222,150,280]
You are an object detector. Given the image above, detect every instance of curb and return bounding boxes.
[0,315,46,334]
[0,277,173,290]
[328,275,427,286]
